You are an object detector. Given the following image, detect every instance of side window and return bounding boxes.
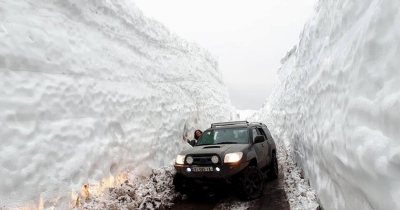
[252,128,259,142]
[256,127,268,140]
[262,126,272,140]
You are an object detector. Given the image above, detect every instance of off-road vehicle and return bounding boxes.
[173,121,278,200]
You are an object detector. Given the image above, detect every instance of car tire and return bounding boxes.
[237,166,265,201]
[267,152,278,180]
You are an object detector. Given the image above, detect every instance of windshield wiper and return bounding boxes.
[216,142,238,144]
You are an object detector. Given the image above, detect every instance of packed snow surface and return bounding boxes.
[254,0,400,209]
[0,0,236,208]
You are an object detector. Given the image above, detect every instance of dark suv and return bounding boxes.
[173,121,278,200]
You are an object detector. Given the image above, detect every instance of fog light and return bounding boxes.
[211,155,219,163]
[215,167,220,172]
[186,156,193,164]
[186,168,192,172]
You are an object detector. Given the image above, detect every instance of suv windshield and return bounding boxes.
[197,127,248,145]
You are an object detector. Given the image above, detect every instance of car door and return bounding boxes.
[257,126,271,165]
[252,127,267,168]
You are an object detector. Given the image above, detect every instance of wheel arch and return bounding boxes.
[248,158,257,167]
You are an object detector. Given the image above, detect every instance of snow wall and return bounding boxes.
[253,0,400,209]
[0,1,236,208]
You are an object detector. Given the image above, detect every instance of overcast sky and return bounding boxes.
[132,0,317,110]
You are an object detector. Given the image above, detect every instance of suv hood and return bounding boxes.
[179,144,249,156]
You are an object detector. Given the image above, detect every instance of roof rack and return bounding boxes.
[211,121,249,128]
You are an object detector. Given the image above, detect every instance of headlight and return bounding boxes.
[186,156,193,164]
[176,155,185,164]
[224,152,243,163]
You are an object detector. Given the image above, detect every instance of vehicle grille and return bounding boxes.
[189,155,221,165]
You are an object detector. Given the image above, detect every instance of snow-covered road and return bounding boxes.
[75,139,320,210]
[75,155,289,210]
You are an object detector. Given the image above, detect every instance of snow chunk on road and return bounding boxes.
[75,167,179,210]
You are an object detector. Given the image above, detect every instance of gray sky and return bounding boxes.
[132,0,316,110]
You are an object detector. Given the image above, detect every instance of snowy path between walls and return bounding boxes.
[75,140,320,210]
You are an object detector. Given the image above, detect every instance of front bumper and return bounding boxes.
[174,161,249,179]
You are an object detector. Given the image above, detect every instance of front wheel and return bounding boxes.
[267,152,278,180]
[237,166,265,200]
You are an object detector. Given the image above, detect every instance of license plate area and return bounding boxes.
[192,167,214,172]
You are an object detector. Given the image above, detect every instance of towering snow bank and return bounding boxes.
[254,0,400,209]
[0,1,235,208]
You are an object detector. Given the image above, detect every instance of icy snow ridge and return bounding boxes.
[0,0,235,208]
[255,0,400,209]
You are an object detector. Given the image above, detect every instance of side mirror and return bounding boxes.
[254,135,265,144]
[189,140,196,147]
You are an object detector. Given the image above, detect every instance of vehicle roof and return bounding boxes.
[208,124,248,129]
[208,121,266,130]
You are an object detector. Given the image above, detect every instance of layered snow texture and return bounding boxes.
[0,0,235,208]
[254,0,400,209]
